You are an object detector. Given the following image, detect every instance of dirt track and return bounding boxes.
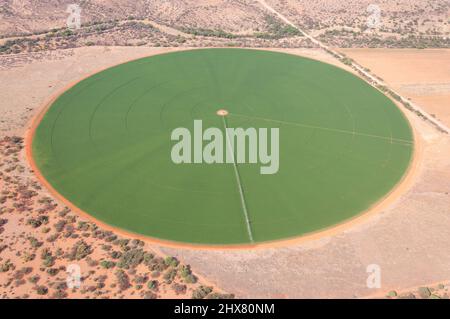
[342,49,450,129]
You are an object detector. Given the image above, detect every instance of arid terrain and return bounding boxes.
[0,0,450,299]
[341,49,450,127]
[1,0,448,56]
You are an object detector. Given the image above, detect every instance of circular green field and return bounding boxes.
[32,48,413,245]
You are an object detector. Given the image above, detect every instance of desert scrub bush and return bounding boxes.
[52,290,68,299]
[28,236,43,248]
[0,260,14,272]
[67,240,92,260]
[182,27,238,39]
[134,275,148,285]
[100,260,116,269]
[147,257,168,272]
[163,268,177,284]
[147,280,158,290]
[65,224,75,234]
[105,234,118,242]
[36,285,48,295]
[387,291,397,298]
[0,218,7,227]
[143,252,154,263]
[341,57,353,66]
[54,220,66,232]
[192,286,213,299]
[179,265,197,284]
[115,270,131,291]
[143,291,157,299]
[110,250,122,259]
[13,267,32,279]
[59,29,74,37]
[164,256,179,267]
[172,283,187,295]
[42,255,55,268]
[206,292,235,299]
[40,248,51,259]
[26,215,48,228]
[58,207,71,217]
[86,257,98,267]
[19,189,37,199]
[114,238,129,249]
[46,233,59,242]
[15,278,26,286]
[117,248,145,269]
[65,215,76,223]
[418,287,432,299]
[257,15,302,39]
[131,239,144,247]
[28,274,40,284]
[101,244,112,251]
[183,274,197,284]
[22,252,36,262]
[96,282,105,289]
[77,221,90,231]
[46,268,59,276]
[38,196,53,204]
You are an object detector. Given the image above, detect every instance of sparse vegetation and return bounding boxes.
[67,240,92,261]
[256,15,302,39]
[115,270,131,291]
[192,285,213,299]
[117,248,145,269]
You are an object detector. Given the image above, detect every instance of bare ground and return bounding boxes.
[341,49,450,128]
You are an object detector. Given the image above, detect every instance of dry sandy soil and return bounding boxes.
[341,49,450,128]
[0,45,449,298]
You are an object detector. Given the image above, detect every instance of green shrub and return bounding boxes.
[172,283,187,295]
[0,260,13,272]
[192,286,213,299]
[36,285,48,295]
[147,280,158,290]
[115,270,131,291]
[100,260,116,269]
[418,287,431,299]
[163,268,177,284]
[207,292,235,299]
[42,256,55,268]
[164,256,179,267]
[117,248,145,269]
[68,240,92,260]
